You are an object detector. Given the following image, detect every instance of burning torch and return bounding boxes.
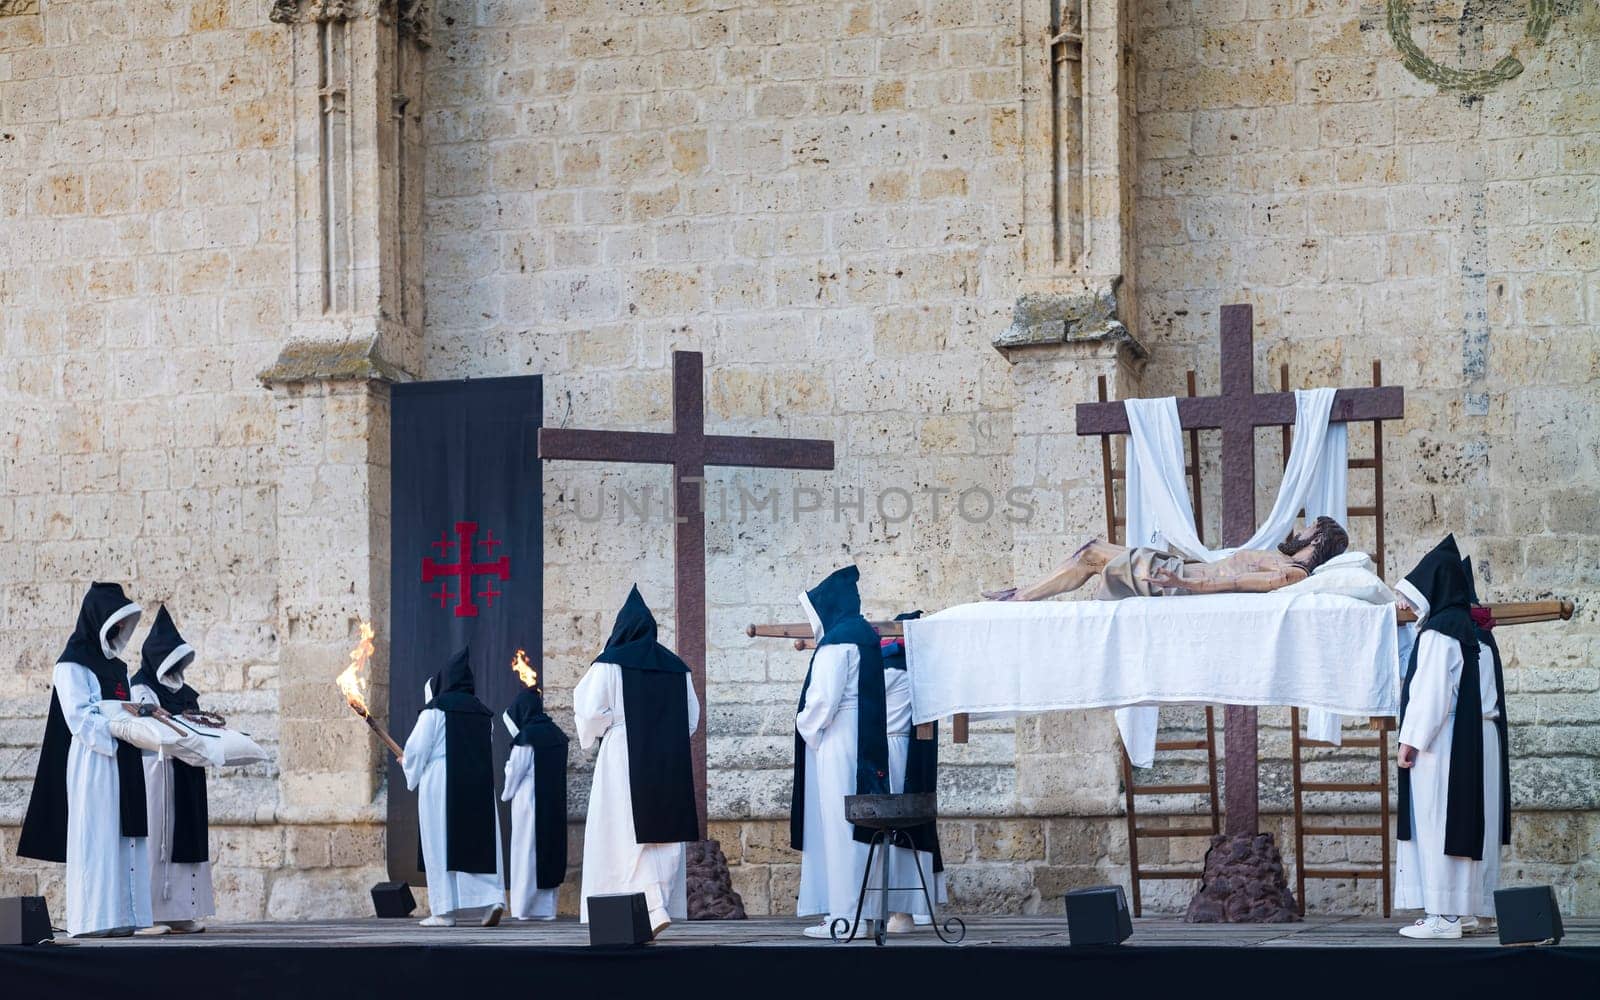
[337,621,405,765]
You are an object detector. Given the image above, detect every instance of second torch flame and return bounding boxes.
[337,621,377,717]
[512,648,537,689]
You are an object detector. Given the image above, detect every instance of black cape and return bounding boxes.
[882,611,943,870]
[1396,535,1493,859]
[1462,556,1511,846]
[790,565,890,852]
[596,586,699,844]
[504,685,570,889]
[18,582,148,863]
[420,647,498,875]
[128,605,209,865]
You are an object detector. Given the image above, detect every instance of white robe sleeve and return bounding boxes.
[502,744,533,802]
[55,662,119,757]
[795,644,855,748]
[685,673,700,737]
[131,684,160,708]
[574,662,617,751]
[401,709,442,792]
[1398,631,1462,751]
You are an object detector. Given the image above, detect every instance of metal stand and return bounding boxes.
[829,828,965,945]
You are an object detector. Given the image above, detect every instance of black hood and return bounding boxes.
[130,605,199,713]
[802,565,863,639]
[1398,534,1471,623]
[424,646,492,715]
[503,684,569,748]
[60,581,142,667]
[595,586,689,674]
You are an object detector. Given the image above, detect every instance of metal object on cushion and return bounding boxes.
[844,793,936,830]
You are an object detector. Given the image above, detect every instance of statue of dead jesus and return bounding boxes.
[984,517,1350,602]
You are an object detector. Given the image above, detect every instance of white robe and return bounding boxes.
[502,738,558,920]
[402,708,506,916]
[796,638,878,922]
[56,661,152,936]
[132,683,215,924]
[574,661,699,925]
[1395,631,1501,918]
[882,668,946,919]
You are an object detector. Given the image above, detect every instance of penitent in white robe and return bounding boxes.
[402,708,505,917]
[57,661,152,937]
[1395,631,1502,918]
[502,741,558,920]
[796,640,879,923]
[575,661,698,925]
[882,668,945,919]
[132,684,215,925]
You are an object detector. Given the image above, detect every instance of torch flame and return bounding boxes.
[512,648,537,689]
[338,621,377,717]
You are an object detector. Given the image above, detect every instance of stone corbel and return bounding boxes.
[270,0,430,46]
[992,277,1146,364]
[257,337,408,388]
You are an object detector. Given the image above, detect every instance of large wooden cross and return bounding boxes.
[539,350,835,837]
[1075,303,1404,835]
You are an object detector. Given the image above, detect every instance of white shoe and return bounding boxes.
[1459,916,1479,935]
[886,913,915,934]
[419,915,456,927]
[134,924,171,937]
[480,903,505,927]
[1398,915,1462,940]
[802,921,835,939]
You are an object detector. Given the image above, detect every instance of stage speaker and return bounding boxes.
[370,881,416,919]
[0,896,53,946]
[587,892,653,947]
[1065,885,1133,947]
[1494,886,1563,946]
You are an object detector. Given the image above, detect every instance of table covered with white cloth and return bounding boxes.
[904,591,1400,726]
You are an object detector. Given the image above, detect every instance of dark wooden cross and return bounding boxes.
[1075,303,1404,835]
[539,350,835,837]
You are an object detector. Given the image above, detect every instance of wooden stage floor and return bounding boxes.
[54,914,1600,949]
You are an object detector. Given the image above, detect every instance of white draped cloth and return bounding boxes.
[1395,631,1502,917]
[574,661,698,928]
[501,733,558,920]
[132,684,215,925]
[402,708,506,917]
[906,594,1398,726]
[56,661,152,937]
[1116,388,1350,765]
[883,667,945,919]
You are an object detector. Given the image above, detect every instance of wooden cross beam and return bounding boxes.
[1074,303,1406,836]
[539,351,835,838]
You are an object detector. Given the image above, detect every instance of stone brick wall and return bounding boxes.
[3,0,1596,923]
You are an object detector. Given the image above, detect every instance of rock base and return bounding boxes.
[1184,833,1300,923]
[687,839,747,920]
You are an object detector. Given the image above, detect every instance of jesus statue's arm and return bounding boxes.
[1150,566,1302,595]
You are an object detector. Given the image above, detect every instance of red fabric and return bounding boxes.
[1470,605,1497,631]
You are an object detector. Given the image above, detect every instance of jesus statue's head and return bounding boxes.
[1278,516,1349,574]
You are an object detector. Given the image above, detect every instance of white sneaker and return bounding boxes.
[1398,915,1462,940]
[480,903,505,927]
[802,921,835,939]
[886,913,915,934]
[134,925,171,937]
[1458,916,1479,935]
[419,915,456,927]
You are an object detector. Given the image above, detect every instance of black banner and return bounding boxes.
[388,377,542,884]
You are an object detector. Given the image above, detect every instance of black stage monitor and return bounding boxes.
[0,896,52,946]
[1494,885,1563,946]
[587,893,653,947]
[371,881,417,919]
[1065,885,1133,946]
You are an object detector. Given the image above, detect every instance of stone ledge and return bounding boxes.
[258,338,408,387]
[994,280,1147,362]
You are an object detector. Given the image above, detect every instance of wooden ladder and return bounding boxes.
[1120,706,1222,917]
[1290,710,1395,917]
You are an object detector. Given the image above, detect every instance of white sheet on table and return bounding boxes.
[905,591,1399,727]
[1118,388,1352,763]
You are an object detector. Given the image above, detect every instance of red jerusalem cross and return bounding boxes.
[1075,303,1404,836]
[539,350,835,839]
[421,521,511,618]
